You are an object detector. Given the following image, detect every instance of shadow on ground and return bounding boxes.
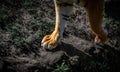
[0,0,120,72]
[0,35,120,72]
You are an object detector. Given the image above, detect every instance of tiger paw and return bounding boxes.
[41,31,61,50]
[95,33,108,44]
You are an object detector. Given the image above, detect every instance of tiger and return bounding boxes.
[41,0,108,49]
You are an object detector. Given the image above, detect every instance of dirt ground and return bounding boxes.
[0,0,120,72]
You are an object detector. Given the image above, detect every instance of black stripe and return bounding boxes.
[62,3,73,6]
[63,17,68,21]
[57,3,73,6]
[84,0,88,7]
[62,14,69,21]
[62,14,69,18]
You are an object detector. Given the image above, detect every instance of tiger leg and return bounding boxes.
[41,0,73,49]
[85,0,108,43]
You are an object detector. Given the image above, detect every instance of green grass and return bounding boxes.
[52,61,69,72]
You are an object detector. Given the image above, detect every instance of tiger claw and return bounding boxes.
[95,33,108,44]
[41,31,60,50]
